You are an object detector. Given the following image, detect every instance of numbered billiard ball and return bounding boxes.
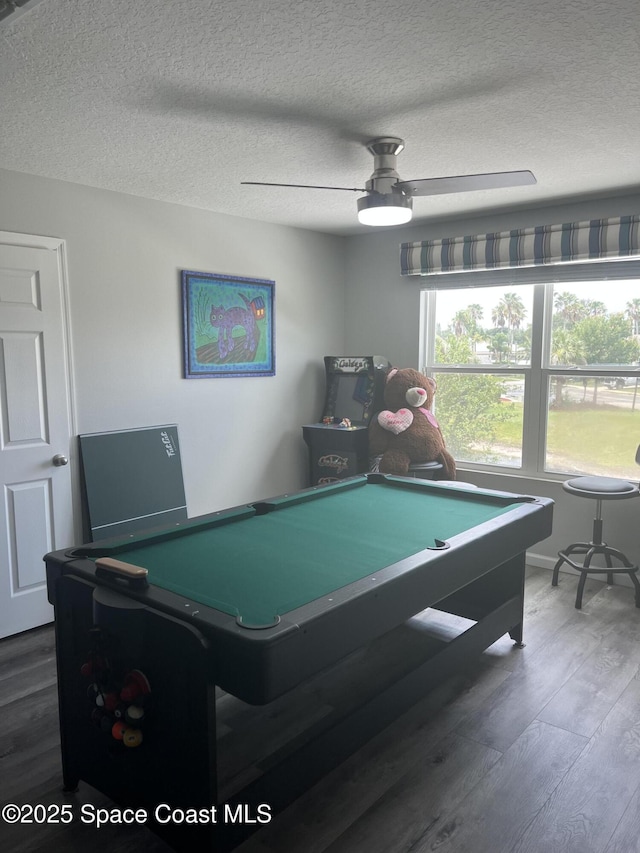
[124,704,145,726]
[111,721,128,741]
[123,728,143,748]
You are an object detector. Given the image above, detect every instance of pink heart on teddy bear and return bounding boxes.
[378,408,414,435]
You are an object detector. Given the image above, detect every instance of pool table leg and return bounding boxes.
[508,623,525,647]
[437,553,527,649]
[509,552,526,647]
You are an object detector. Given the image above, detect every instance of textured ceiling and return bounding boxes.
[1,0,639,235]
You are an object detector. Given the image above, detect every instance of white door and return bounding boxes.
[0,234,75,639]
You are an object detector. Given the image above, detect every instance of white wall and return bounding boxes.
[345,192,640,579]
[0,168,346,520]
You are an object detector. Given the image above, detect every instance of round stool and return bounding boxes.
[407,461,443,480]
[552,476,640,610]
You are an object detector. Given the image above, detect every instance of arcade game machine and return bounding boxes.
[302,356,390,485]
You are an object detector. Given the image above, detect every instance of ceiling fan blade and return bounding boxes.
[241,181,365,192]
[398,170,536,197]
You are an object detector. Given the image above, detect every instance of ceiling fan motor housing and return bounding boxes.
[364,137,409,196]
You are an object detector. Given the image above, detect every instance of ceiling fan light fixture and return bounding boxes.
[357,193,413,227]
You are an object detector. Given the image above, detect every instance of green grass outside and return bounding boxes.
[491,402,640,477]
[491,401,523,446]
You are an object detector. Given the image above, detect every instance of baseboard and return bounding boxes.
[526,550,635,588]
[525,551,556,571]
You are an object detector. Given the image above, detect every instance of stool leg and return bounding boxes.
[576,572,588,610]
[603,545,635,568]
[552,555,564,586]
[577,545,596,609]
[628,572,640,608]
[605,551,614,586]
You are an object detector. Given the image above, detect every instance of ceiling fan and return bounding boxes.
[241,137,536,227]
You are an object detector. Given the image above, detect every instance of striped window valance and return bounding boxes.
[400,215,640,277]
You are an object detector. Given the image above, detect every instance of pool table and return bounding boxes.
[45,474,553,850]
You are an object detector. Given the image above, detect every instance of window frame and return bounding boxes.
[420,259,640,479]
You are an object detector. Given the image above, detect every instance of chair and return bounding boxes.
[552,476,640,609]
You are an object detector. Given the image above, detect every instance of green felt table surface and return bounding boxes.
[97,479,518,627]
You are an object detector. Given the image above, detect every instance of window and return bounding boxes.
[421,274,640,479]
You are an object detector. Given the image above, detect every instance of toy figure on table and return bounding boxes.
[368,367,456,479]
[322,416,356,429]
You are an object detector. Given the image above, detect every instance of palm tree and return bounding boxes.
[467,303,484,325]
[626,298,640,336]
[488,332,509,364]
[492,293,526,360]
[491,302,506,331]
[549,329,586,407]
[452,304,485,354]
[554,291,582,329]
[582,299,607,317]
[466,303,484,353]
[452,309,469,337]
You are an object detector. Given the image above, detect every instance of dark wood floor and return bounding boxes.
[2,567,640,853]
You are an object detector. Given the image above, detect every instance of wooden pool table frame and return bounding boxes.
[45,475,553,851]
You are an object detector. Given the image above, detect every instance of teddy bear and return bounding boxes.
[368,367,456,479]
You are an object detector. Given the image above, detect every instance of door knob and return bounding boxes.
[52,454,69,467]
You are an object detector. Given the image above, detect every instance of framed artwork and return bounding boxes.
[181,270,275,378]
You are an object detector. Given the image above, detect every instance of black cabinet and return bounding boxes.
[302,424,370,485]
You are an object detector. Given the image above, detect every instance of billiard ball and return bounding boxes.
[123,728,143,748]
[124,704,145,726]
[120,670,151,703]
[111,721,128,741]
[90,708,104,726]
[103,692,119,711]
